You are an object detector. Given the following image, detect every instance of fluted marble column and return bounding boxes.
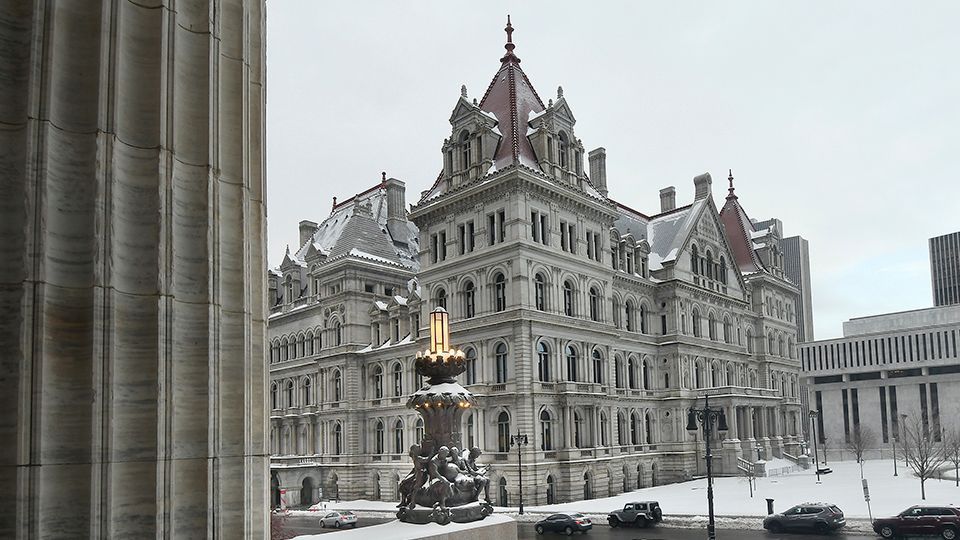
[0,0,268,537]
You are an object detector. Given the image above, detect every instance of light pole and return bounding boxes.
[687,394,729,540]
[892,428,898,476]
[510,429,529,515]
[808,410,821,482]
[900,414,909,468]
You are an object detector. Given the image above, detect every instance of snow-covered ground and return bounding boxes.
[291,514,516,540]
[289,459,960,534]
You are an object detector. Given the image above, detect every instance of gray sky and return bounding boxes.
[265,1,960,340]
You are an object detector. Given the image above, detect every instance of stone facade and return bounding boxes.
[267,24,804,508]
[0,1,269,537]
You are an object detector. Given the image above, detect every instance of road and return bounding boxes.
[516,523,879,540]
[281,515,391,536]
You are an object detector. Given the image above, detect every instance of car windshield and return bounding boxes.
[569,514,584,518]
[829,506,841,514]
[901,508,923,517]
[342,511,355,516]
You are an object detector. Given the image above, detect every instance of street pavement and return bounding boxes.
[517,522,879,539]
[281,515,392,536]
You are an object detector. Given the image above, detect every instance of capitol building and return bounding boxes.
[267,21,805,508]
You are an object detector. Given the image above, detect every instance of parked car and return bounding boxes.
[607,501,663,528]
[319,511,358,529]
[534,513,592,535]
[762,503,846,534]
[873,506,960,539]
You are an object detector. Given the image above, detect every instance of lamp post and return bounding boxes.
[900,413,909,468]
[510,429,529,515]
[892,428,898,477]
[687,394,729,540]
[808,410,821,482]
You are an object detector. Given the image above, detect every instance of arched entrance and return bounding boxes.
[329,473,340,501]
[546,475,556,504]
[583,471,593,500]
[622,465,630,493]
[498,477,508,506]
[301,477,315,507]
[651,463,659,486]
[637,463,646,489]
[373,472,381,501]
[271,472,281,508]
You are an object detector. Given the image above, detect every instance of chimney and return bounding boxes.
[298,220,318,247]
[384,177,407,222]
[693,172,712,200]
[659,186,676,213]
[588,147,607,196]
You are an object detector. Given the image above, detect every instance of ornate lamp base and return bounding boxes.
[397,501,494,525]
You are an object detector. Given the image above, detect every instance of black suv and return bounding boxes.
[762,503,846,534]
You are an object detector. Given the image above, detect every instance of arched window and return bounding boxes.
[574,411,584,448]
[628,357,638,389]
[639,304,647,334]
[497,412,510,452]
[563,280,575,316]
[599,411,608,446]
[537,341,551,382]
[778,336,785,357]
[333,370,343,402]
[373,365,383,399]
[393,420,404,454]
[617,412,626,445]
[746,329,754,353]
[286,380,295,407]
[270,383,279,410]
[334,423,343,455]
[375,420,385,453]
[630,413,640,445]
[645,413,654,444]
[534,273,547,311]
[692,309,701,338]
[719,256,728,284]
[592,349,603,384]
[333,322,342,346]
[612,296,621,328]
[466,414,476,449]
[493,273,507,312]
[559,131,569,169]
[460,130,471,169]
[642,359,651,390]
[768,334,776,354]
[565,345,578,382]
[546,475,556,504]
[708,313,716,340]
[415,417,424,444]
[695,361,703,388]
[302,378,312,405]
[625,301,635,332]
[392,363,403,396]
[305,331,314,356]
[435,288,447,310]
[540,410,553,450]
[589,287,601,321]
[615,356,624,388]
[284,275,294,303]
[690,244,699,275]
[465,347,477,385]
[495,342,508,383]
[286,337,295,360]
[723,317,731,343]
[711,363,720,387]
[706,250,714,280]
[463,280,475,318]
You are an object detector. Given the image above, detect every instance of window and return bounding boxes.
[592,349,603,384]
[530,210,548,245]
[534,273,547,311]
[615,357,623,388]
[497,412,510,452]
[612,297,621,328]
[435,288,447,310]
[333,322,342,346]
[639,304,647,334]
[628,358,637,389]
[392,363,403,396]
[393,420,404,454]
[286,380,295,407]
[459,221,476,254]
[495,343,508,383]
[494,273,507,312]
[690,245,699,275]
[540,410,553,450]
[463,281,475,318]
[333,370,342,401]
[706,250,714,280]
[460,130,471,169]
[271,383,279,410]
[373,366,383,399]
[599,411,608,446]
[708,314,716,340]
[391,319,399,342]
[563,281,575,316]
[642,359,651,390]
[465,347,477,385]
[574,411,583,448]
[692,310,701,338]
[302,378,312,405]
[498,210,506,243]
[375,420,385,453]
[466,414,476,449]
[723,317,731,343]
[589,287,601,321]
[559,131,569,169]
[334,423,343,455]
[719,256,727,284]
[625,301,634,332]
[565,345,579,382]
[537,341,551,382]
[415,418,424,444]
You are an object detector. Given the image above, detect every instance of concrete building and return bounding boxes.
[930,231,960,306]
[267,21,806,508]
[799,305,960,460]
[752,219,814,342]
[0,2,269,537]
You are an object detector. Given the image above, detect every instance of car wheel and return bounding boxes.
[320,521,325,528]
[564,526,574,536]
[814,522,829,534]
[334,521,341,529]
[635,517,648,528]
[535,525,544,535]
[767,521,783,533]
[943,527,958,540]
[608,518,619,528]
[879,525,896,539]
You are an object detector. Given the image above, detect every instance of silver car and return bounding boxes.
[319,511,358,529]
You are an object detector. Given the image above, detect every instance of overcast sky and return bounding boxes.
[265,1,960,340]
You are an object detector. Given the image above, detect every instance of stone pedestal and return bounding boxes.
[798,454,812,469]
[772,436,785,458]
[298,514,518,540]
[760,437,774,462]
[721,438,743,475]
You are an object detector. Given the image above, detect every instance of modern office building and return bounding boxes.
[266,21,806,508]
[799,305,960,460]
[931,231,960,307]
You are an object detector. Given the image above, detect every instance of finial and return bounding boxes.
[726,169,737,199]
[461,84,468,98]
[382,171,387,183]
[557,86,564,99]
[548,98,553,107]
[500,15,520,64]
[332,196,337,210]
[472,97,478,105]
[285,244,290,256]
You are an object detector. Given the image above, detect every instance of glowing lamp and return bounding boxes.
[429,307,450,354]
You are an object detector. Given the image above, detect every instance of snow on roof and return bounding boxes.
[645,200,704,271]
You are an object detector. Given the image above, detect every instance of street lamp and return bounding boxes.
[892,426,899,477]
[808,410,821,482]
[900,414,909,468]
[510,430,529,515]
[687,394,729,540]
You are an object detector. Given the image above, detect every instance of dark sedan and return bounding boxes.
[873,506,960,539]
[534,513,592,535]
[762,503,846,534]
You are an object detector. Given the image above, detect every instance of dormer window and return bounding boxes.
[460,130,471,170]
[559,131,569,169]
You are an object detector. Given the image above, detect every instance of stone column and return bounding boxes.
[0,1,269,537]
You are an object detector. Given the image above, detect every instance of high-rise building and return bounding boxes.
[265,20,807,508]
[930,231,960,306]
[782,236,814,342]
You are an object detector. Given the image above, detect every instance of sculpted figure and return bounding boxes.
[426,446,454,510]
[464,446,490,502]
[398,444,430,509]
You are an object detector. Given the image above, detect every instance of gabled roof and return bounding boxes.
[477,16,546,171]
[646,200,704,271]
[718,172,765,274]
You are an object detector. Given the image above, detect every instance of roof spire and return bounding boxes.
[726,169,738,200]
[501,15,520,64]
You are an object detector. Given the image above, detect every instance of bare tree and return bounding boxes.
[944,428,960,487]
[845,426,877,478]
[901,414,947,500]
